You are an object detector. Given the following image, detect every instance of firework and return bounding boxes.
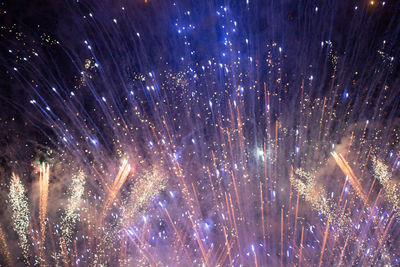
[373,157,400,218]
[38,163,49,263]
[60,171,86,246]
[0,0,399,266]
[8,174,30,263]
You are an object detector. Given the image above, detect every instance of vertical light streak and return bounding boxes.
[280,208,283,267]
[337,236,349,267]
[260,182,266,249]
[223,226,232,265]
[299,226,304,267]
[293,191,300,246]
[39,163,50,249]
[318,218,330,267]
[0,226,12,267]
[188,216,209,267]
[317,97,327,143]
[253,246,258,267]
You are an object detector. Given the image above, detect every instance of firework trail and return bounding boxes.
[101,159,131,221]
[60,171,85,246]
[38,163,49,262]
[0,226,12,267]
[8,174,30,264]
[331,151,368,204]
[0,0,399,266]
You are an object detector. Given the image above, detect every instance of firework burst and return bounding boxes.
[0,0,400,266]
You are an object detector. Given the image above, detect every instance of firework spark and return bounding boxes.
[0,0,399,266]
[8,174,30,263]
[373,157,400,217]
[60,171,86,246]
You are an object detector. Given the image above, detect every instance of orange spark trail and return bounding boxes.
[102,159,131,218]
[318,218,330,267]
[299,227,304,267]
[338,236,349,266]
[164,208,191,263]
[39,163,50,262]
[0,226,12,267]
[331,152,367,204]
[280,208,283,267]
[260,183,266,250]
[293,191,300,246]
